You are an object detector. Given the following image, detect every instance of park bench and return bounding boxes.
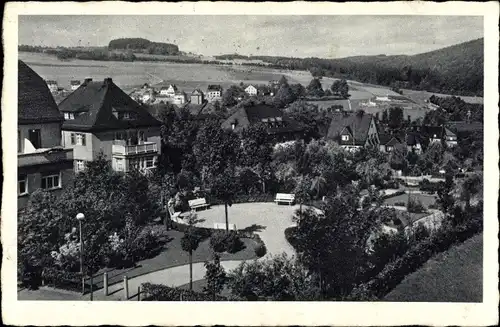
[188,198,210,211]
[213,222,237,231]
[274,193,295,205]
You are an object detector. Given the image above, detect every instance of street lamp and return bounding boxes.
[76,213,85,295]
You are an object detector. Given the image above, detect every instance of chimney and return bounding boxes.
[83,78,93,85]
[104,77,113,84]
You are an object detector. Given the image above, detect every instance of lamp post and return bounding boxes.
[76,213,85,295]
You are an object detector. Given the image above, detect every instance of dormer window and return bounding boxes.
[64,112,75,120]
[123,112,130,120]
[342,135,350,141]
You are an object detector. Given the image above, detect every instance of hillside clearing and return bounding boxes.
[383,233,483,302]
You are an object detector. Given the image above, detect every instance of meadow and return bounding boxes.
[383,233,483,302]
[20,52,481,110]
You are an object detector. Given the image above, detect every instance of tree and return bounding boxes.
[239,123,273,192]
[293,187,380,298]
[306,78,325,97]
[193,119,240,186]
[294,175,313,215]
[338,79,349,99]
[388,107,404,130]
[222,85,245,107]
[273,83,295,108]
[181,212,203,290]
[278,75,289,87]
[290,83,306,100]
[437,172,455,216]
[18,190,66,287]
[209,167,239,233]
[381,109,389,124]
[203,253,226,300]
[227,254,321,301]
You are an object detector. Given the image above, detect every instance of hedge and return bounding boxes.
[42,267,87,293]
[141,282,230,301]
[348,216,483,300]
[381,190,406,200]
[208,193,275,206]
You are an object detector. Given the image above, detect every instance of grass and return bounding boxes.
[89,229,259,290]
[383,193,437,208]
[383,233,483,302]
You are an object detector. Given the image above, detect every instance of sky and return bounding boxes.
[18,15,483,59]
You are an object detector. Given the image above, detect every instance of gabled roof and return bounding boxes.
[379,133,401,146]
[18,60,64,124]
[58,78,161,132]
[191,89,204,95]
[406,132,425,146]
[222,103,303,135]
[421,125,444,138]
[207,85,222,91]
[326,112,374,145]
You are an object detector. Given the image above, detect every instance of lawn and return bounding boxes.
[88,228,259,290]
[383,233,483,302]
[383,193,437,208]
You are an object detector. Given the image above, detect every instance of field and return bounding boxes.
[402,88,484,105]
[20,52,481,110]
[384,233,483,302]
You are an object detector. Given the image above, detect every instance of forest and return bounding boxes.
[108,38,180,55]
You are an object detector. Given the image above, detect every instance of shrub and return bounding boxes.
[407,198,426,213]
[348,215,483,300]
[393,201,406,207]
[254,243,267,257]
[381,190,406,200]
[141,282,229,301]
[210,230,244,253]
[284,226,300,250]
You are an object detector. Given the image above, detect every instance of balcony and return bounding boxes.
[112,141,158,156]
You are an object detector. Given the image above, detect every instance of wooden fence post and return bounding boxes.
[123,276,129,300]
[137,286,141,301]
[103,272,108,296]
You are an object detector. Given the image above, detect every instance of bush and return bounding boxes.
[210,230,244,253]
[254,243,267,257]
[348,215,483,300]
[284,226,300,250]
[407,198,426,213]
[394,201,406,207]
[141,282,229,301]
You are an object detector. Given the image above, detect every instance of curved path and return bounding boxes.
[90,202,304,300]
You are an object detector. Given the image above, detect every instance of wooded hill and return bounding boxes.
[108,38,180,55]
[249,38,484,96]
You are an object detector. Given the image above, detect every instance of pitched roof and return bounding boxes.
[58,78,161,132]
[421,125,444,138]
[191,89,204,95]
[379,133,401,146]
[326,112,373,145]
[207,85,222,91]
[18,60,64,124]
[222,103,304,135]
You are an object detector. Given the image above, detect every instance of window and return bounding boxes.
[41,173,61,190]
[70,113,75,120]
[70,133,75,145]
[115,158,124,172]
[123,112,130,120]
[138,131,145,143]
[28,129,41,149]
[341,135,350,141]
[145,157,155,168]
[76,133,86,146]
[115,131,124,141]
[75,160,85,172]
[18,175,28,196]
[64,112,69,120]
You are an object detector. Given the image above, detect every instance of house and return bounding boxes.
[421,126,445,144]
[58,77,162,174]
[245,85,258,96]
[190,89,204,105]
[379,134,402,153]
[45,80,59,93]
[444,121,483,141]
[173,91,187,105]
[326,111,380,151]
[443,128,458,147]
[206,85,222,102]
[405,132,424,154]
[70,80,81,91]
[221,103,304,142]
[18,60,75,210]
[160,84,178,97]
